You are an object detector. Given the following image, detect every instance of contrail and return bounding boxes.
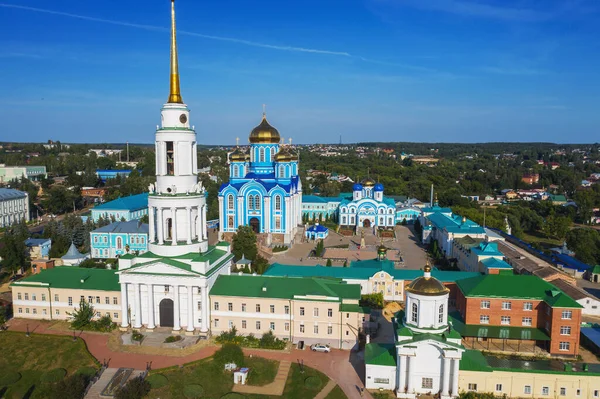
[0,3,352,57]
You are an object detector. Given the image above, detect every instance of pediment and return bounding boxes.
[121,261,198,277]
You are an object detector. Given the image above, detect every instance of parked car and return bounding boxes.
[310,343,330,353]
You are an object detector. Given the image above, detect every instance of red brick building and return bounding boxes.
[522,173,540,185]
[453,274,582,357]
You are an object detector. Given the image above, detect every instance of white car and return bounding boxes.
[310,344,331,353]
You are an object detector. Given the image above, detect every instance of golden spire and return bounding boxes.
[167,0,183,104]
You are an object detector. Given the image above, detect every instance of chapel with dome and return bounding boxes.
[218,113,302,245]
[337,177,397,229]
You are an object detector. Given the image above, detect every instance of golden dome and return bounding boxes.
[275,147,292,162]
[249,115,281,144]
[361,177,376,187]
[230,148,249,162]
[377,244,387,255]
[405,264,449,296]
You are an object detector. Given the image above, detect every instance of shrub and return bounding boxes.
[68,300,95,330]
[115,376,151,399]
[132,330,144,342]
[146,374,169,389]
[41,368,67,383]
[304,376,323,389]
[216,328,286,350]
[75,366,98,378]
[360,292,384,309]
[259,330,286,350]
[0,371,21,385]
[213,343,245,369]
[164,335,183,343]
[44,373,89,399]
[183,384,204,398]
[93,314,116,332]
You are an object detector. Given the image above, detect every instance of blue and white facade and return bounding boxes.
[339,179,396,228]
[305,223,329,240]
[91,220,149,258]
[218,115,302,245]
[91,193,148,222]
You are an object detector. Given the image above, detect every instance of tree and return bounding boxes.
[115,376,150,399]
[566,228,600,265]
[213,343,244,369]
[44,373,89,399]
[0,224,29,275]
[543,214,571,241]
[252,255,269,275]
[575,190,595,224]
[232,225,258,261]
[67,300,95,330]
[326,259,333,267]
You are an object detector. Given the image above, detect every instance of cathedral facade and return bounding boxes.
[218,117,302,245]
[338,179,397,229]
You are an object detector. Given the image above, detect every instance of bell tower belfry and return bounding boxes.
[147,0,208,256]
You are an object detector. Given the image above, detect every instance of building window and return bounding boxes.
[501,316,511,325]
[576,389,581,396]
[374,378,390,384]
[422,378,433,389]
[275,217,281,230]
[214,302,219,311]
[468,384,477,392]
[313,308,319,317]
[285,322,290,331]
[480,300,490,309]
[496,384,503,392]
[542,387,550,396]
[300,324,305,333]
[561,310,572,320]
[25,308,30,314]
[480,315,490,324]
[524,302,533,311]
[95,296,100,304]
[270,305,275,314]
[228,303,233,311]
[560,326,571,335]
[17,293,22,300]
[56,309,60,316]
[88,296,93,303]
[438,304,444,323]
[522,317,532,326]
[270,322,275,331]
[275,196,281,211]
[300,307,305,316]
[18,308,22,314]
[279,165,285,178]
[113,297,118,305]
[116,236,123,250]
[259,147,265,162]
[524,386,532,395]
[313,325,318,334]
[228,194,234,210]
[327,325,333,335]
[256,304,261,312]
[164,285,170,293]
[228,320,233,329]
[327,308,333,317]
[197,301,202,311]
[502,301,512,310]
[411,303,418,323]
[284,305,289,315]
[593,391,599,398]
[214,319,219,328]
[560,388,567,396]
[256,321,261,330]
[68,297,73,306]
[241,303,246,312]
[559,342,570,351]
[242,320,247,329]
[24,293,29,300]
[41,294,46,301]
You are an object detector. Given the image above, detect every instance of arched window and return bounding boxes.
[270,147,275,159]
[411,303,418,323]
[342,216,347,224]
[379,217,384,225]
[275,196,281,211]
[379,209,384,214]
[116,237,123,250]
[254,195,261,210]
[438,304,444,323]
[233,165,239,178]
[389,209,393,214]
[228,194,234,210]
[259,148,265,162]
[279,165,285,178]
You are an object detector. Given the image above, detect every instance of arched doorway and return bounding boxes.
[166,218,173,240]
[363,219,371,228]
[159,298,174,327]
[250,217,260,233]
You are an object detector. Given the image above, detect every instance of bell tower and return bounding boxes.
[147,0,208,257]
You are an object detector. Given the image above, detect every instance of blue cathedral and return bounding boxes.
[218,113,302,245]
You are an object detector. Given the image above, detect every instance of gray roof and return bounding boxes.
[93,220,149,234]
[0,188,27,201]
[24,238,51,247]
[62,242,86,260]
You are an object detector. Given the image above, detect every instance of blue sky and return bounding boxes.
[0,0,599,144]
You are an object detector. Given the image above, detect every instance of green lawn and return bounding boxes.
[324,384,348,399]
[0,331,98,399]
[520,231,561,248]
[147,356,332,399]
[246,357,278,386]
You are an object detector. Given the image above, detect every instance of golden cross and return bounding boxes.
[235,137,239,146]
[262,104,266,116]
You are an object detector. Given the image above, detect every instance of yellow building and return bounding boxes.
[11,267,122,321]
[210,274,369,349]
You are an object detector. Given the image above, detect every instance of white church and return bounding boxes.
[116,0,233,335]
[365,264,464,398]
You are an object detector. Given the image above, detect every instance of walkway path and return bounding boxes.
[314,379,337,399]
[7,319,372,399]
[232,360,291,396]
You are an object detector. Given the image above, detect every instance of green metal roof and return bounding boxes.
[449,311,550,341]
[456,274,582,308]
[11,266,120,292]
[364,343,397,366]
[340,303,371,313]
[460,350,493,372]
[480,257,513,270]
[590,265,600,274]
[210,275,361,301]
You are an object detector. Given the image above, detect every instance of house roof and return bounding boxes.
[11,266,119,291]
[471,242,503,257]
[62,242,86,260]
[24,238,51,247]
[210,275,361,301]
[553,253,592,272]
[480,257,513,270]
[93,220,149,234]
[364,343,396,366]
[307,224,328,233]
[92,193,148,212]
[548,279,592,301]
[456,275,582,308]
[0,188,27,201]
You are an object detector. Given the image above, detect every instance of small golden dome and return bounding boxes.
[362,177,376,187]
[406,265,448,296]
[275,147,292,162]
[377,244,387,254]
[230,148,249,162]
[249,115,281,144]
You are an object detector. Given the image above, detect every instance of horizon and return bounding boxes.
[1,0,599,144]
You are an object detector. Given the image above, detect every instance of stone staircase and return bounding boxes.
[84,368,146,399]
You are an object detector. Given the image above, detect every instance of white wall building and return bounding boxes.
[0,188,30,228]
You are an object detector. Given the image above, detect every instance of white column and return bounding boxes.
[200,285,209,332]
[148,206,155,243]
[146,284,155,329]
[218,197,224,235]
[237,197,243,228]
[442,357,451,396]
[197,206,202,241]
[202,205,208,240]
[186,285,194,332]
[398,355,407,394]
[186,207,192,244]
[406,355,414,393]
[120,283,129,328]
[451,358,460,396]
[264,198,271,233]
[171,207,178,245]
[173,285,181,331]
[157,207,164,245]
[132,283,142,328]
